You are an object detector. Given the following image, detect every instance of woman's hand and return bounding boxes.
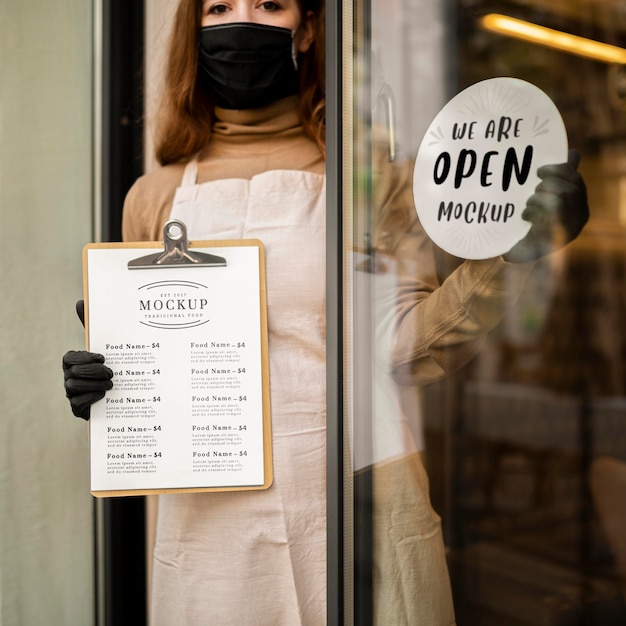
[63,351,114,420]
[504,149,589,263]
[62,301,113,420]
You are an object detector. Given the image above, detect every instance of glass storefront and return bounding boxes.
[340,0,626,623]
[7,1,623,623]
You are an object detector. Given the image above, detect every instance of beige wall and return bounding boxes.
[0,1,95,624]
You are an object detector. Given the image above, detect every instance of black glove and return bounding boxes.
[75,299,86,325]
[63,351,113,420]
[63,300,113,420]
[504,149,589,263]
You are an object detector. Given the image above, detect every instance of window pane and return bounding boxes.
[347,1,626,623]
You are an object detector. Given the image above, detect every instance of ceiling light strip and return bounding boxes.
[479,13,626,65]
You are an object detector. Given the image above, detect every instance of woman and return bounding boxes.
[63,0,588,623]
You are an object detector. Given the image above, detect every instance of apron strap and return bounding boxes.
[180,155,200,187]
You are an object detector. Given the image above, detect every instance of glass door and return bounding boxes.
[339,0,626,623]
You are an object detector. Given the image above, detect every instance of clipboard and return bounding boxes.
[83,220,273,497]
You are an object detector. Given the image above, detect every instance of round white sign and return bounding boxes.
[413,77,568,260]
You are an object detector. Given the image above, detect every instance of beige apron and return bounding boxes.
[149,161,327,626]
[149,159,456,626]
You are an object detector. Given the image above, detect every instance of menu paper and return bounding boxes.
[83,239,272,497]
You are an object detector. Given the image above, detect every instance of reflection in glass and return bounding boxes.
[348,0,626,624]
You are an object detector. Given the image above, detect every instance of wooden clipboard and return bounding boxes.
[83,220,273,497]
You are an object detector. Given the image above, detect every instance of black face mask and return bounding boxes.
[198,22,300,110]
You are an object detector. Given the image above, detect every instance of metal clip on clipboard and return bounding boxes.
[127,220,227,270]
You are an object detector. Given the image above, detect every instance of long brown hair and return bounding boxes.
[155,0,326,166]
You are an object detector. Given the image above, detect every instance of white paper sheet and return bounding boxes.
[84,242,271,495]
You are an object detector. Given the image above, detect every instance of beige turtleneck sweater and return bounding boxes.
[123,95,532,388]
[122,96,324,243]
